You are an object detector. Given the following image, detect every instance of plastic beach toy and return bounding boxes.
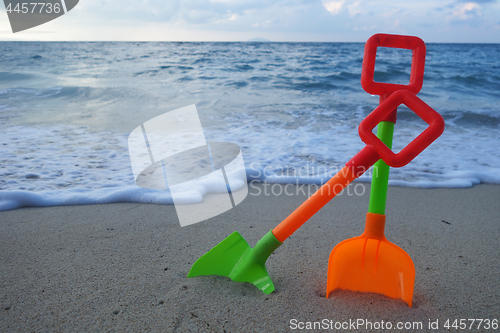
[327,34,427,307]
[188,83,444,296]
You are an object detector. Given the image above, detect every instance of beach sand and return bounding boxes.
[1,183,499,332]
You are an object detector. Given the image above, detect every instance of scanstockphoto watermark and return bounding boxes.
[247,162,374,198]
[290,318,500,331]
[128,105,249,227]
[249,161,378,180]
[249,180,367,198]
[3,0,79,33]
[290,318,424,331]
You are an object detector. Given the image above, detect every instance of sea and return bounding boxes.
[0,41,499,211]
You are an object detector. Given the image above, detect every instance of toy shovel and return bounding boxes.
[327,34,427,307]
[188,89,444,295]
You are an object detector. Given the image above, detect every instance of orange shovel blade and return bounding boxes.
[326,213,415,307]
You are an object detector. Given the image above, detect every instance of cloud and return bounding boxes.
[381,8,404,18]
[3,0,500,42]
[347,1,362,16]
[322,0,345,15]
[456,0,496,2]
[453,2,482,19]
[74,0,181,23]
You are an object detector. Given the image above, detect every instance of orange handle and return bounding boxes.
[272,166,357,242]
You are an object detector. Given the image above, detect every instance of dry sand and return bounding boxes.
[1,183,499,332]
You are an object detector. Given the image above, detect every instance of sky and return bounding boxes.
[0,0,499,42]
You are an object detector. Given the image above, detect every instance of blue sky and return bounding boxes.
[1,0,499,42]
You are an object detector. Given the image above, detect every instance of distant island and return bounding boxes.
[247,38,272,42]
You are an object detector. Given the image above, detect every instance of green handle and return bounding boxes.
[368,121,394,215]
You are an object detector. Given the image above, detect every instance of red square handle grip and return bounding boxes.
[361,33,426,96]
[358,90,445,168]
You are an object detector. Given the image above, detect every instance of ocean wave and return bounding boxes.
[0,71,35,82]
[0,41,498,212]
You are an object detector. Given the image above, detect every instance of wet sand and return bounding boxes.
[1,183,499,332]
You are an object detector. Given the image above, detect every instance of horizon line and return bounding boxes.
[1,40,500,44]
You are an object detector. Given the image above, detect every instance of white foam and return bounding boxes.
[208,110,500,189]
[0,115,499,212]
[0,187,173,211]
